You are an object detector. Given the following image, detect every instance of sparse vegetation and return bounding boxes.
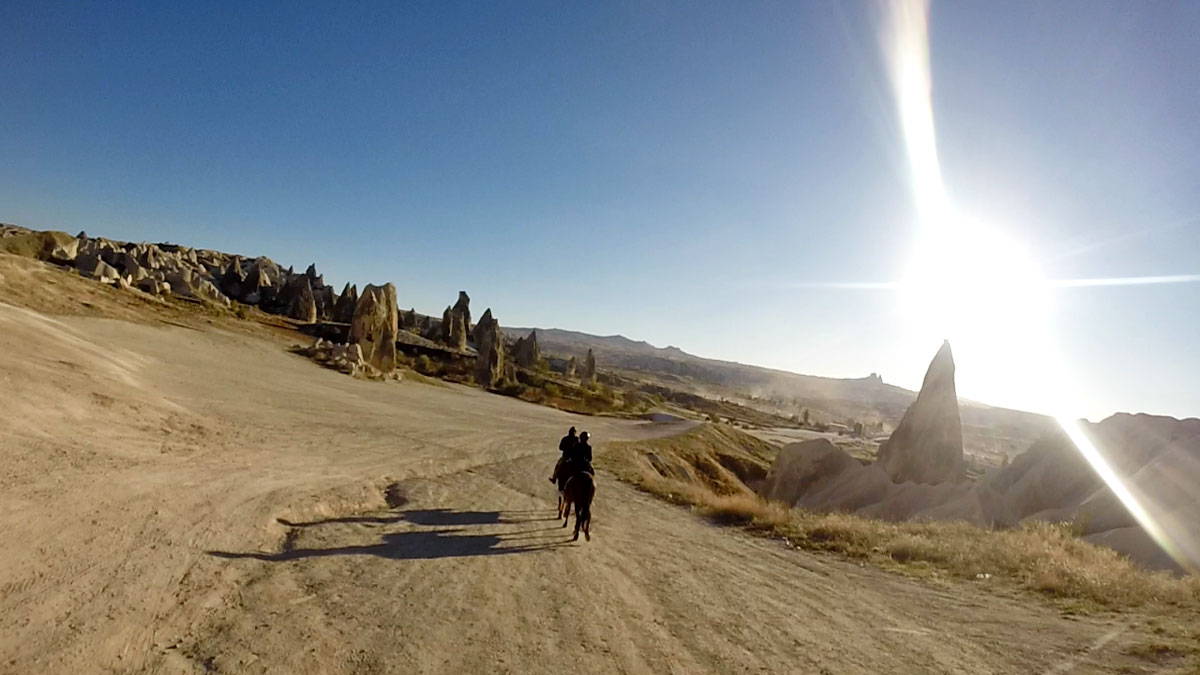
[496,380,526,397]
[600,424,1200,612]
[412,354,440,377]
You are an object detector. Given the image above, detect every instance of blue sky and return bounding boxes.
[2,1,1197,420]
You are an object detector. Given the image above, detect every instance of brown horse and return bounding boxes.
[552,459,571,519]
[561,471,594,541]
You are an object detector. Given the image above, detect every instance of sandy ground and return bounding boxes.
[0,273,1180,674]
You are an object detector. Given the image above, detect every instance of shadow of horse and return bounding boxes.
[209,528,566,562]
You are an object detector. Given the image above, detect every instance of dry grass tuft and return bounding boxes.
[600,424,1200,611]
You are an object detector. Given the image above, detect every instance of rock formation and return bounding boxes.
[513,330,540,369]
[582,349,596,384]
[565,356,577,379]
[349,283,399,373]
[286,277,318,323]
[242,262,273,305]
[332,283,358,323]
[760,438,1016,528]
[313,284,336,321]
[440,306,453,344]
[452,291,471,333]
[760,439,871,507]
[92,260,120,284]
[0,226,388,328]
[401,308,418,332]
[294,338,397,379]
[875,340,964,485]
[38,231,80,265]
[755,342,1200,572]
[450,313,468,351]
[473,308,505,387]
[220,260,247,299]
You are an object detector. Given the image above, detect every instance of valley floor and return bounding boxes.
[0,293,1182,674]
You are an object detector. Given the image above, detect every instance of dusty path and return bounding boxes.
[0,299,1169,674]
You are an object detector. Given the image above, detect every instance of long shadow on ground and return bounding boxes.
[278,509,558,529]
[209,529,564,561]
[212,509,570,562]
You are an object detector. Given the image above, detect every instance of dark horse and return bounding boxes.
[560,471,594,541]
[552,459,573,519]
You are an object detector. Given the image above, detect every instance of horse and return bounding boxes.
[561,471,594,541]
[552,458,571,519]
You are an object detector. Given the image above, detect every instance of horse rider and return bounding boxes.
[550,426,578,483]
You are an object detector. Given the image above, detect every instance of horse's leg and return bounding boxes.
[572,505,581,541]
[583,508,591,542]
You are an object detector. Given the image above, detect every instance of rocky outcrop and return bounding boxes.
[513,330,540,369]
[756,357,1200,572]
[137,277,171,295]
[433,292,472,350]
[980,413,1200,571]
[242,262,273,305]
[401,308,418,332]
[452,291,471,338]
[875,341,964,485]
[440,306,453,344]
[192,278,231,306]
[565,356,577,379]
[473,308,504,387]
[349,283,399,373]
[38,231,80,264]
[582,349,596,384]
[332,283,358,323]
[760,439,864,507]
[286,277,318,323]
[451,312,468,353]
[313,284,336,321]
[760,439,1016,528]
[294,338,398,379]
[219,259,247,299]
[92,260,121,284]
[0,225,401,328]
[449,313,466,351]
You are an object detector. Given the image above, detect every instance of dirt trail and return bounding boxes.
[0,298,1170,674]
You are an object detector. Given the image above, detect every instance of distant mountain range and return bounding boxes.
[511,326,1056,461]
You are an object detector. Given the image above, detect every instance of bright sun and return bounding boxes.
[898,215,1055,411]
[883,0,1057,412]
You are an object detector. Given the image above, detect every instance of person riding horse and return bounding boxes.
[550,428,593,495]
[565,431,593,476]
[552,429,595,528]
[549,427,577,484]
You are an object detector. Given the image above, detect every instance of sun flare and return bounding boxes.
[884,0,1194,570]
[884,0,1055,412]
[898,216,1054,411]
